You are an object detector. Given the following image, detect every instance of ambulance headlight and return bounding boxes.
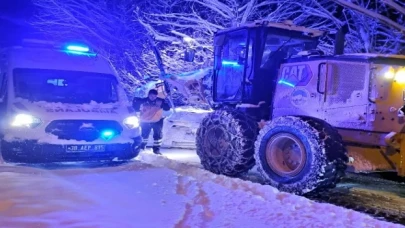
[123,116,140,129]
[11,114,42,128]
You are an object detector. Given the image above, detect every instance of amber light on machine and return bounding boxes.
[384,67,395,79]
[395,68,405,83]
[382,66,405,83]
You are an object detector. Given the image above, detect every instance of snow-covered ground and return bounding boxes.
[162,148,201,165]
[0,150,402,228]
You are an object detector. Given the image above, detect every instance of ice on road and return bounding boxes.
[0,151,402,228]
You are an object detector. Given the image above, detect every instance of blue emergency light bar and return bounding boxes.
[63,44,96,57]
[66,45,90,52]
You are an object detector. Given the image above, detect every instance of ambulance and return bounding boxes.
[0,40,142,163]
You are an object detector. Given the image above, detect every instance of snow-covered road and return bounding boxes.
[0,150,402,228]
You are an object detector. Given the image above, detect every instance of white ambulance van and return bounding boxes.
[0,40,142,163]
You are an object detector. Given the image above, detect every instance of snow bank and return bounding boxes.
[0,152,401,228]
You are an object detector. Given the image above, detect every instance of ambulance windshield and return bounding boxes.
[13,68,119,104]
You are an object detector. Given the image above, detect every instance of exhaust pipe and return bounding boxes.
[334,24,349,55]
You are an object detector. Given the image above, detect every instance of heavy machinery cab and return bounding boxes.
[210,22,405,131]
[211,21,323,117]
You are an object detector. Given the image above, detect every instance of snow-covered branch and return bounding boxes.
[335,0,405,34]
[382,0,405,15]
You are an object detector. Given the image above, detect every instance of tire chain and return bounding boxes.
[196,108,258,176]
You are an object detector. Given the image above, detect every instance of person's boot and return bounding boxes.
[153,146,162,155]
[140,143,147,151]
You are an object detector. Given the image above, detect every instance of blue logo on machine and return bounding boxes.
[291,89,309,106]
[280,64,312,86]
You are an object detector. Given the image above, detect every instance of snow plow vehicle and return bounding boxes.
[187,20,405,195]
[0,40,142,163]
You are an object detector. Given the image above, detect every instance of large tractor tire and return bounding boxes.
[196,108,258,176]
[254,116,348,195]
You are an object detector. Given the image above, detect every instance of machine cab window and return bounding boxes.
[212,26,319,105]
[213,29,248,102]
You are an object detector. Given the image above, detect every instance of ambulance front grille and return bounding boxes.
[45,120,123,142]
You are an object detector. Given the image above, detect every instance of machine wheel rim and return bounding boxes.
[266,133,307,178]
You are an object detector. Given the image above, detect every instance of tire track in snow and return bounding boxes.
[195,182,214,221]
[174,174,214,228]
[174,175,193,228]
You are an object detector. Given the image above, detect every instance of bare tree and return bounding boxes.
[335,0,405,33]
[31,0,405,98]
[335,0,405,53]
[138,0,405,55]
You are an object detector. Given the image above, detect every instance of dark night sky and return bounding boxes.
[0,0,36,46]
[0,0,33,17]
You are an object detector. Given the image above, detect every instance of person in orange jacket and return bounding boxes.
[133,89,171,155]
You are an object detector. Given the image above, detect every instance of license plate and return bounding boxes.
[66,145,106,152]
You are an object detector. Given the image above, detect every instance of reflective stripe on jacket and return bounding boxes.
[133,97,171,123]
